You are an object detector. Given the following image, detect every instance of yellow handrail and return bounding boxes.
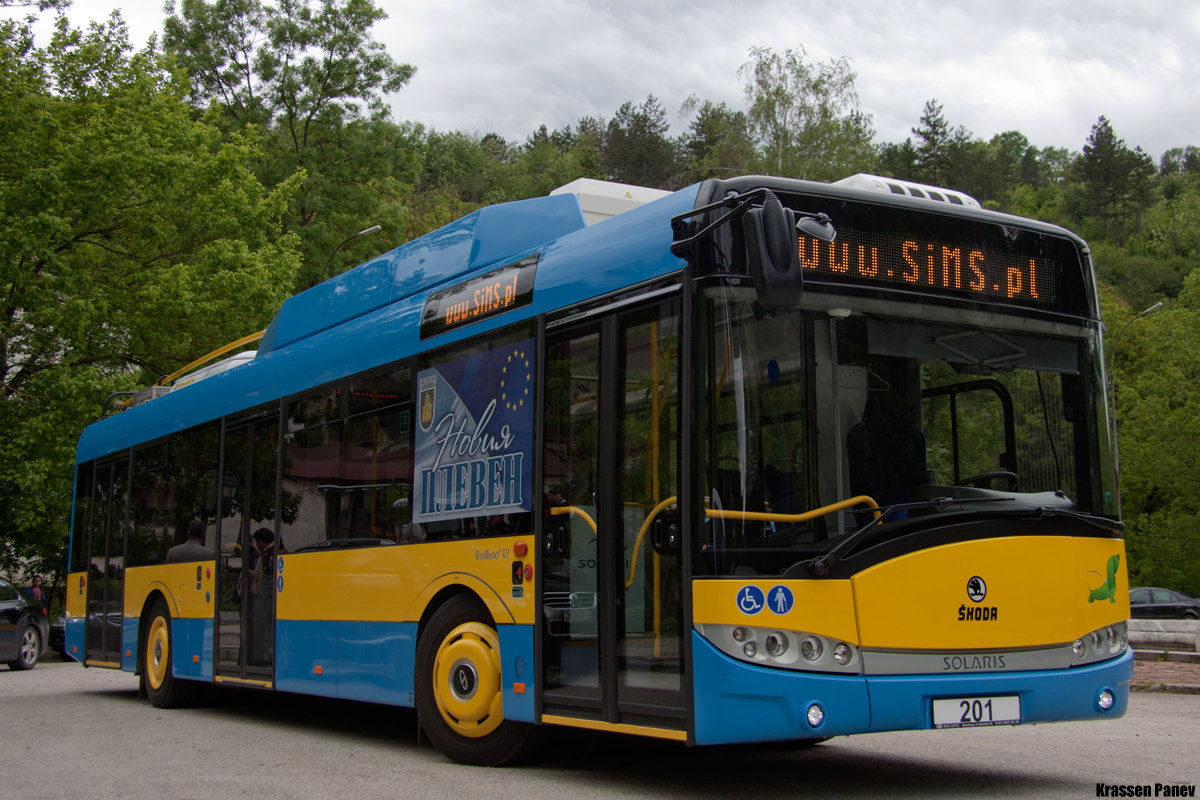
[549,505,598,535]
[705,494,880,523]
[626,497,678,589]
[624,494,880,589]
[160,330,266,387]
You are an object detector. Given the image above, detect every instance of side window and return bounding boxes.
[412,325,536,541]
[1129,589,1150,604]
[282,386,345,550]
[341,369,414,542]
[70,462,94,573]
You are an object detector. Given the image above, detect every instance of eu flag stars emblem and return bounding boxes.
[501,348,532,412]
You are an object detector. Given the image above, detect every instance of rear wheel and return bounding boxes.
[8,627,40,670]
[142,599,199,708]
[415,594,532,766]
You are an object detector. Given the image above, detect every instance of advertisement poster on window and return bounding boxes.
[414,338,534,523]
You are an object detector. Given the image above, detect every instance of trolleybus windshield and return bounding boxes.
[700,289,1112,578]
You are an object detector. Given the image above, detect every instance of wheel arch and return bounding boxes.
[410,575,511,645]
[416,585,496,647]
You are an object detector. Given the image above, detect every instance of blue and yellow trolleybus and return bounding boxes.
[65,172,1131,765]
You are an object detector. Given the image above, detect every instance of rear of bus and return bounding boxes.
[677,175,1130,743]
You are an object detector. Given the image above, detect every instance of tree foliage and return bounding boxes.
[738,45,875,181]
[163,0,418,288]
[0,14,300,581]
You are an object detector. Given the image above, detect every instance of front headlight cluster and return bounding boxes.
[697,623,860,674]
[1071,621,1128,666]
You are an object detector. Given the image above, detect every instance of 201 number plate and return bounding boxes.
[932,696,1021,729]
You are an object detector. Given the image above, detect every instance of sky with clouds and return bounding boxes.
[9,0,1199,163]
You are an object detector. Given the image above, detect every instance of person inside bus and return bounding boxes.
[247,527,278,665]
[164,519,211,564]
[846,391,927,520]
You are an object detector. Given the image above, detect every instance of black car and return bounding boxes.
[1129,587,1200,620]
[49,612,66,657]
[0,577,49,669]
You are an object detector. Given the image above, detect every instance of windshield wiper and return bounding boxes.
[808,496,1013,576]
[806,497,1123,576]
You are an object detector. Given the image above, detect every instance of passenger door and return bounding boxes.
[216,414,280,683]
[85,457,128,666]
[540,297,686,730]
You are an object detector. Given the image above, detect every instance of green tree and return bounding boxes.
[603,95,679,189]
[0,14,301,581]
[1104,277,1200,596]
[163,0,418,288]
[739,45,874,181]
[677,96,756,183]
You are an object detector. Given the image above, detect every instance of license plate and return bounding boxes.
[561,609,593,623]
[932,696,1021,729]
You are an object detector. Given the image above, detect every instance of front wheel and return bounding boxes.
[415,594,532,766]
[141,599,199,708]
[8,627,41,670]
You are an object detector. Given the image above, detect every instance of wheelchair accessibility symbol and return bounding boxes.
[737,585,765,615]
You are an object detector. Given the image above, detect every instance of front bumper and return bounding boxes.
[692,631,1132,745]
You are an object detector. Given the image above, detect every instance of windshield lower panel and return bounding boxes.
[698,290,1113,578]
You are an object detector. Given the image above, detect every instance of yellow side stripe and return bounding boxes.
[541,714,687,741]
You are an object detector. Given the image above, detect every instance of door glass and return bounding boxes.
[245,421,279,671]
[218,427,248,668]
[616,301,684,710]
[107,461,128,656]
[86,460,127,661]
[542,323,602,700]
[218,419,280,675]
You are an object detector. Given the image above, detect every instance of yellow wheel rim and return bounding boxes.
[146,616,169,691]
[432,622,504,739]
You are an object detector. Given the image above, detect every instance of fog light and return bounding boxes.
[1072,639,1086,659]
[732,627,748,643]
[806,703,824,728]
[833,642,852,665]
[765,632,788,657]
[743,642,758,658]
[1097,689,1115,712]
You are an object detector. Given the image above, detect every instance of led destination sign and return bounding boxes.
[797,227,1057,308]
[420,254,538,339]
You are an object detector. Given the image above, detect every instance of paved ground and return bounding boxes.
[1132,655,1200,694]
[5,660,1200,800]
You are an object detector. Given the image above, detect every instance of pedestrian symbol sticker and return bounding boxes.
[277,575,284,594]
[737,585,765,615]
[767,585,794,615]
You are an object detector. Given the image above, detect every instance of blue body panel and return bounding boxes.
[497,624,535,723]
[65,617,84,662]
[74,188,694,463]
[276,619,340,698]
[336,621,416,706]
[171,618,213,681]
[692,632,1132,745]
[275,619,419,706]
[122,618,138,672]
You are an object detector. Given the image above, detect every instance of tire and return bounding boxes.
[414,594,532,766]
[1183,611,1199,620]
[8,627,41,670]
[141,599,199,708]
